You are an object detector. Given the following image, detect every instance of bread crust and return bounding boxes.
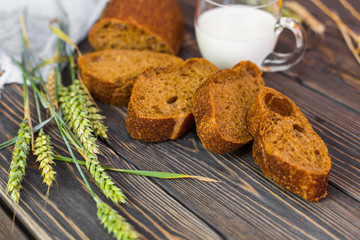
[126,100,194,142]
[77,49,183,106]
[253,119,330,202]
[88,0,184,54]
[246,91,264,137]
[247,87,294,137]
[193,78,247,154]
[126,58,218,142]
[248,87,331,202]
[192,61,265,154]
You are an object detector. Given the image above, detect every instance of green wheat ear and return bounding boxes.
[45,67,58,109]
[73,80,108,140]
[6,118,31,203]
[85,151,126,205]
[34,129,56,187]
[58,85,99,154]
[96,197,139,240]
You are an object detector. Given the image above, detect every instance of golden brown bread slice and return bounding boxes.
[192,61,265,154]
[77,49,183,106]
[126,58,218,142]
[88,0,184,55]
[247,87,331,202]
[246,87,299,137]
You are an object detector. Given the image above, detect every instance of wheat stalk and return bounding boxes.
[95,197,139,240]
[45,67,58,109]
[6,19,140,239]
[72,80,108,140]
[284,1,326,37]
[84,151,126,204]
[34,129,56,187]
[339,0,360,21]
[310,0,360,64]
[58,85,99,154]
[56,83,125,204]
[6,118,31,203]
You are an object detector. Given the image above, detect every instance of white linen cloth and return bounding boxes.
[0,0,108,94]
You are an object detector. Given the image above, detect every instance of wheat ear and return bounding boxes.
[85,151,126,204]
[95,197,139,240]
[58,85,99,154]
[34,129,56,187]
[45,67,58,109]
[6,118,31,203]
[73,80,108,140]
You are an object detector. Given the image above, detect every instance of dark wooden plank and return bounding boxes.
[280,0,360,112]
[0,84,221,239]
[0,84,117,240]
[74,0,360,238]
[0,0,359,239]
[174,0,360,202]
[174,0,360,200]
[0,205,28,240]
[178,0,202,59]
[284,31,360,112]
[101,103,360,239]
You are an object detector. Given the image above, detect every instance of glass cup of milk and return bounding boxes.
[194,0,306,71]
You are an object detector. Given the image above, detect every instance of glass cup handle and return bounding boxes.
[261,17,306,72]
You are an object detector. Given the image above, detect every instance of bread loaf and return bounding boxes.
[247,87,331,202]
[77,49,183,106]
[88,0,184,55]
[192,61,265,154]
[126,58,218,142]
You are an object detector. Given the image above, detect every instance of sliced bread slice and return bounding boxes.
[126,58,218,142]
[77,49,183,106]
[192,61,265,154]
[247,87,331,202]
[88,0,184,55]
[246,87,302,137]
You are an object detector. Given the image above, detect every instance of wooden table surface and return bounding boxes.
[1,0,360,239]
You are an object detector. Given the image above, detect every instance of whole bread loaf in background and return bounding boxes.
[77,49,183,106]
[88,0,184,55]
[247,87,332,202]
[126,58,218,142]
[192,61,265,154]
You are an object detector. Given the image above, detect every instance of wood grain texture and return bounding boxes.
[0,203,28,240]
[0,0,359,239]
[281,0,360,112]
[102,104,360,239]
[0,85,221,239]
